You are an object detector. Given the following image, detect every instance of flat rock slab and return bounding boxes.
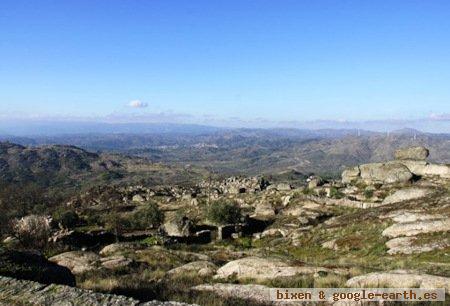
[386,236,450,255]
[379,210,440,223]
[382,188,434,205]
[100,243,142,257]
[346,270,450,291]
[49,251,100,275]
[382,219,450,238]
[214,257,338,281]
[167,261,218,277]
[0,276,197,306]
[193,283,278,305]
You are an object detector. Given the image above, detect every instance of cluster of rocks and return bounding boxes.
[256,199,334,245]
[199,176,271,195]
[342,146,450,185]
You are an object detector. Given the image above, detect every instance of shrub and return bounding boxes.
[13,215,51,249]
[329,187,344,199]
[103,211,130,238]
[207,200,242,225]
[52,208,80,229]
[302,188,315,195]
[364,189,374,199]
[141,236,164,246]
[130,202,164,229]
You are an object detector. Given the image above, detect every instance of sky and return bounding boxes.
[1,0,450,127]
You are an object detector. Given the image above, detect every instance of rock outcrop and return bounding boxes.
[382,219,450,238]
[342,163,413,185]
[0,248,75,286]
[49,251,101,275]
[386,236,450,255]
[0,276,197,306]
[214,257,336,281]
[342,146,450,184]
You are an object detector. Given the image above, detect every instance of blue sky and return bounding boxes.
[1,0,450,124]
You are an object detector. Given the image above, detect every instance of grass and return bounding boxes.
[77,264,261,306]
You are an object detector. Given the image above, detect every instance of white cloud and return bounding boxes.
[128,100,148,108]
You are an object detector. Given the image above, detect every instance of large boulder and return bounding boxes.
[251,202,275,220]
[394,146,429,160]
[162,218,193,237]
[395,160,450,178]
[49,251,100,275]
[0,249,75,286]
[346,270,450,291]
[214,257,334,281]
[419,163,450,178]
[342,163,414,185]
[359,163,413,184]
[382,188,433,205]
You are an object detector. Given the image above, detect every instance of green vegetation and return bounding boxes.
[52,208,80,229]
[129,202,164,230]
[301,187,315,195]
[206,200,242,225]
[329,186,344,199]
[140,236,164,246]
[364,188,374,199]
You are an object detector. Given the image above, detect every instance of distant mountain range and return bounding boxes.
[1,124,449,177]
[0,142,205,194]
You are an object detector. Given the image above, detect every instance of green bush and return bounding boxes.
[52,208,80,229]
[207,200,242,225]
[329,187,344,199]
[364,189,374,199]
[302,187,315,195]
[103,211,131,236]
[141,236,164,246]
[130,202,164,229]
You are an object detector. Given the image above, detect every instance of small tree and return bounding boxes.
[207,200,242,225]
[130,202,164,229]
[103,211,129,242]
[13,215,51,249]
[52,208,80,229]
